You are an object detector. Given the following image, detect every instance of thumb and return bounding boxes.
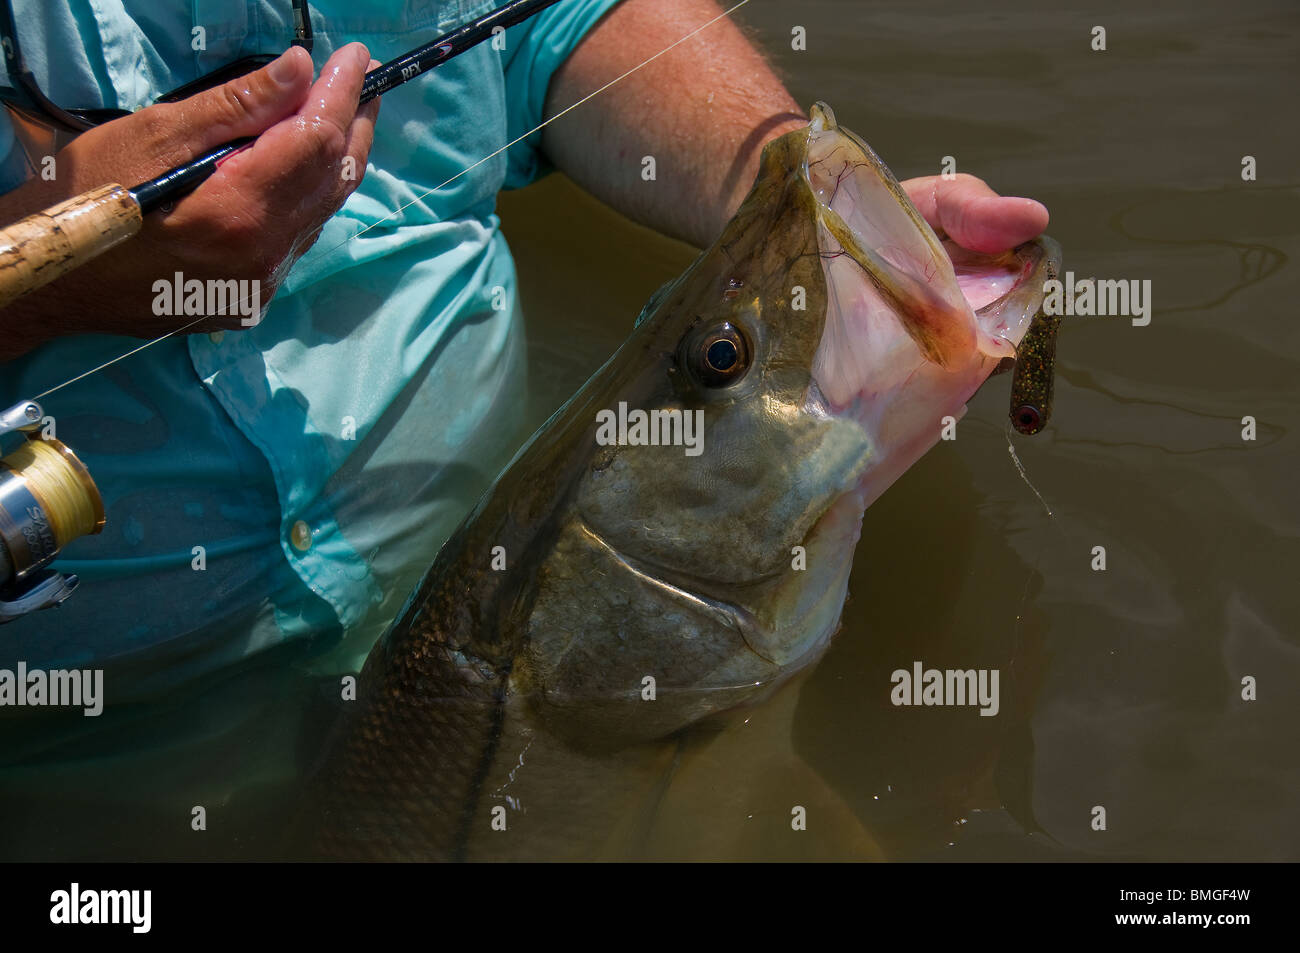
[943,193,1050,255]
[166,46,315,157]
[905,173,1049,254]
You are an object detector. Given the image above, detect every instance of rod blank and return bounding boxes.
[0,0,563,311]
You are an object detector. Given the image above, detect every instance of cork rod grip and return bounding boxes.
[0,184,143,310]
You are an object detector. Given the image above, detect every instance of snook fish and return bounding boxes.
[306,103,1061,860]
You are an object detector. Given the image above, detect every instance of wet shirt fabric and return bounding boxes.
[0,0,619,683]
[0,0,619,828]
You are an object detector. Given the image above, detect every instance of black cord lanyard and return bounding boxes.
[0,0,313,133]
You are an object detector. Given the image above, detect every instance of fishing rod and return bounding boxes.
[0,0,563,623]
[0,0,563,311]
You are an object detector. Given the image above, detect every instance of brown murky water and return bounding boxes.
[497,0,1300,860]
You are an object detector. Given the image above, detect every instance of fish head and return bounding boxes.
[511,104,1059,744]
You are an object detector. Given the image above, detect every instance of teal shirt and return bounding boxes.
[0,0,622,698]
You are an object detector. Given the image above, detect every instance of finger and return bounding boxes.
[165,47,314,158]
[233,43,372,202]
[336,60,381,201]
[905,173,1050,254]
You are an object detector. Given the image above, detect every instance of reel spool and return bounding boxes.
[0,400,104,623]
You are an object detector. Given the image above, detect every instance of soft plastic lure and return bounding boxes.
[1008,307,1062,435]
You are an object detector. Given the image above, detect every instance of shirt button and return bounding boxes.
[290,520,312,552]
[209,331,225,344]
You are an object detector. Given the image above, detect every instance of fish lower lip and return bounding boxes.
[575,522,783,662]
[574,520,847,671]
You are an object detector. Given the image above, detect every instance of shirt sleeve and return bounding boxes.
[499,0,624,190]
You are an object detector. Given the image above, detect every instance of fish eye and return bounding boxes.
[1012,404,1044,435]
[707,338,738,371]
[691,322,750,387]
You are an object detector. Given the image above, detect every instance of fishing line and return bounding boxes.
[32,319,208,399]
[32,0,753,402]
[0,426,104,620]
[1004,425,1052,519]
[1,437,102,545]
[1001,420,1066,739]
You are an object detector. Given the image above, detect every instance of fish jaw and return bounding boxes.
[802,102,1059,509]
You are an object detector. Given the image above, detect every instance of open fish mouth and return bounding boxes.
[801,102,1060,507]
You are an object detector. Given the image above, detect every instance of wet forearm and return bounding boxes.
[541,0,807,248]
